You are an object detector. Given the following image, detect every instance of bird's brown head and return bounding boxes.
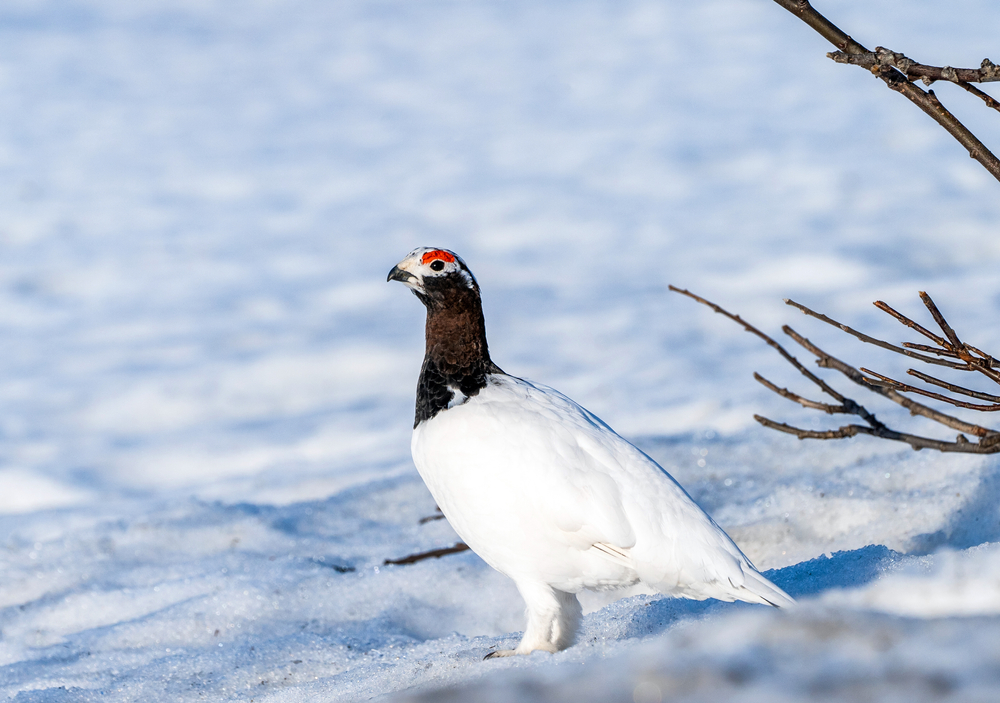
[387,247,480,311]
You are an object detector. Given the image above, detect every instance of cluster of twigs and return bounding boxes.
[670,286,1000,455]
[772,0,1000,182]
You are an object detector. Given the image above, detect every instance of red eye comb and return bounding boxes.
[421,250,456,265]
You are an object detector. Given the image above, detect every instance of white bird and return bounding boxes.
[387,247,793,657]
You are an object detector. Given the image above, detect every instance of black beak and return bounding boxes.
[387,264,417,284]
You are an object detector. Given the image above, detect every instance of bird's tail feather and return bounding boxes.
[736,566,795,608]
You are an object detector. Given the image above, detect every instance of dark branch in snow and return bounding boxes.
[770,0,1000,183]
[418,507,447,524]
[383,542,470,566]
[670,287,1000,455]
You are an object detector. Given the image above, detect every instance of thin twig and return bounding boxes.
[959,81,1000,114]
[861,367,1000,411]
[770,0,866,55]
[964,343,997,364]
[384,542,470,566]
[418,508,447,524]
[907,368,1000,403]
[900,342,962,359]
[919,291,964,352]
[753,373,844,413]
[755,415,999,454]
[874,299,953,350]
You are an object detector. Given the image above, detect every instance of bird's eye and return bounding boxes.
[429,259,445,272]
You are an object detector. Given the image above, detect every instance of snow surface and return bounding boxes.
[2,0,1000,700]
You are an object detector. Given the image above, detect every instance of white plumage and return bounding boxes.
[388,247,793,657]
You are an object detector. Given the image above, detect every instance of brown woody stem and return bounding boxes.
[672,287,1000,454]
[384,542,470,566]
[771,0,1000,183]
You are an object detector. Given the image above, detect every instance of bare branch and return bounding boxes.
[906,369,1000,402]
[671,287,1000,455]
[919,291,965,352]
[419,507,447,524]
[983,434,1000,449]
[829,49,1000,85]
[770,0,1000,183]
[963,343,997,364]
[753,372,844,413]
[754,415,999,454]
[874,299,954,351]
[755,415,871,440]
[900,342,962,359]
[959,81,1000,114]
[770,0,866,55]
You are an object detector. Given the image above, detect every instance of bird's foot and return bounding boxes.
[484,641,561,659]
[483,649,516,660]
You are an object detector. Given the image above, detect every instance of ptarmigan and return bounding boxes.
[388,247,793,657]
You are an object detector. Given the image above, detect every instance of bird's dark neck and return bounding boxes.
[414,287,503,427]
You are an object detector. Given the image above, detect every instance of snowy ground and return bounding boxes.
[2,0,1000,700]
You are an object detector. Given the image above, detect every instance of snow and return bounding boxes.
[2,0,1000,699]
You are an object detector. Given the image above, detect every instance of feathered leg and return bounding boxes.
[485,582,581,658]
